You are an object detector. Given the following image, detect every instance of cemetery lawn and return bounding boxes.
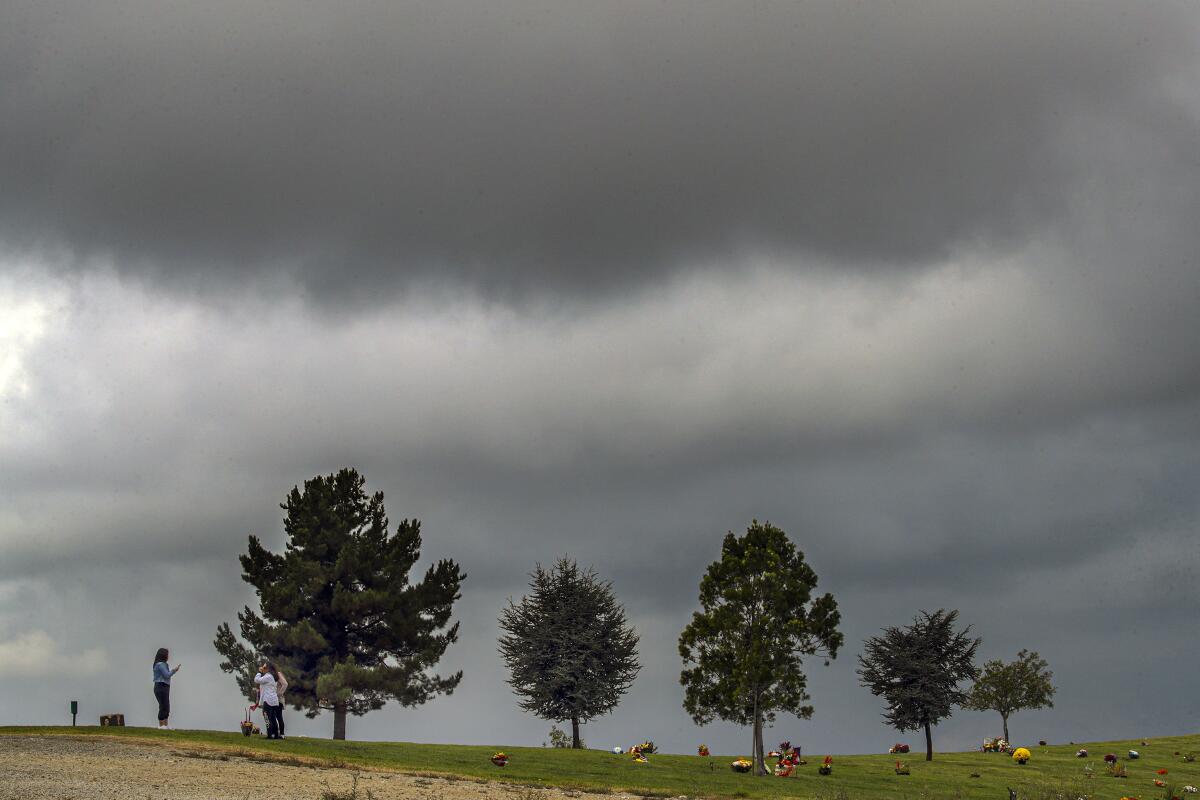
[3,726,1199,799]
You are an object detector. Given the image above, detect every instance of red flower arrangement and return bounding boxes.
[1160,770,1170,775]
[1105,754,1119,764]
[491,752,509,767]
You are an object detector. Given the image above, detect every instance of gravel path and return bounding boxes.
[0,736,639,800]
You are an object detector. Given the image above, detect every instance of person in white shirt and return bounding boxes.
[253,662,283,740]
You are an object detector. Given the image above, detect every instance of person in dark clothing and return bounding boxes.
[152,647,181,729]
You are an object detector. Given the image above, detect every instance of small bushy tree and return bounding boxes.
[858,609,980,761]
[965,649,1055,742]
[498,558,640,748]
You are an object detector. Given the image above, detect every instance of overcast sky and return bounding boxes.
[1,0,1198,756]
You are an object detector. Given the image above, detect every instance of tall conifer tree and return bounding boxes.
[497,558,641,748]
[214,468,465,740]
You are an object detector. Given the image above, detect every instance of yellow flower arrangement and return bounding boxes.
[731,758,753,773]
[1012,747,1031,764]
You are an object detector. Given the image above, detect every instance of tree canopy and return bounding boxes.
[213,468,465,739]
[857,608,981,761]
[965,649,1055,742]
[498,558,640,748]
[678,520,842,776]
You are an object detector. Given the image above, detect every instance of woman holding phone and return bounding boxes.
[152,648,181,729]
[254,661,283,740]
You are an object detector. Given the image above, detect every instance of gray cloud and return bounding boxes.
[1,1,1197,303]
[1,0,1199,758]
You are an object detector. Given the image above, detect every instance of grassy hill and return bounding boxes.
[3,726,1198,799]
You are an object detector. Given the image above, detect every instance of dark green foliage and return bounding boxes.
[213,468,465,740]
[857,609,981,761]
[965,649,1056,742]
[498,558,640,748]
[678,520,842,776]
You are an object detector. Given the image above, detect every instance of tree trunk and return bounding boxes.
[924,721,933,761]
[571,716,581,749]
[333,702,347,741]
[753,693,766,776]
[1002,714,1009,743]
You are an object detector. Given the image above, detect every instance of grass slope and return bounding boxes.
[4,726,1199,799]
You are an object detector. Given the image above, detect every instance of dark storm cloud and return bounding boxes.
[3,0,1200,757]
[2,1,1197,301]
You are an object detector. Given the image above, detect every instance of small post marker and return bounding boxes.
[70,700,78,726]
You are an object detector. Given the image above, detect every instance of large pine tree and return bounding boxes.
[213,468,465,740]
[497,558,641,748]
[678,521,842,776]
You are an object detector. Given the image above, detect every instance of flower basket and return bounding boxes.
[1104,754,1118,764]
[491,752,509,767]
[890,743,910,754]
[894,761,910,775]
[698,745,710,757]
[1013,748,1031,764]
[1128,750,1140,760]
[818,756,833,776]
[1076,749,1088,758]
[731,759,753,773]
[241,706,260,736]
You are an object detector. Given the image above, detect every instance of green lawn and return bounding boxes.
[3,726,1198,799]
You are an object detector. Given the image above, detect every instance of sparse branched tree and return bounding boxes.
[498,558,640,748]
[965,649,1055,742]
[678,520,842,776]
[857,609,981,761]
[213,468,465,740]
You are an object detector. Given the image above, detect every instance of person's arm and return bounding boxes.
[171,664,181,675]
[254,672,270,685]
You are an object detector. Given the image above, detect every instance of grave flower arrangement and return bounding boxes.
[818,756,833,776]
[890,743,910,754]
[731,758,753,773]
[1013,748,1032,764]
[698,744,710,757]
[491,752,509,767]
[894,760,910,775]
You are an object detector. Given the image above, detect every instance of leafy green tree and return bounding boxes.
[857,609,981,761]
[213,468,465,740]
[965,649,1055,742]
[498,558,640,748]
[678,520,842,776]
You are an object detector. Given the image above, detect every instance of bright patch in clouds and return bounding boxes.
[0,281,55,400]
[0,630,108,678]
